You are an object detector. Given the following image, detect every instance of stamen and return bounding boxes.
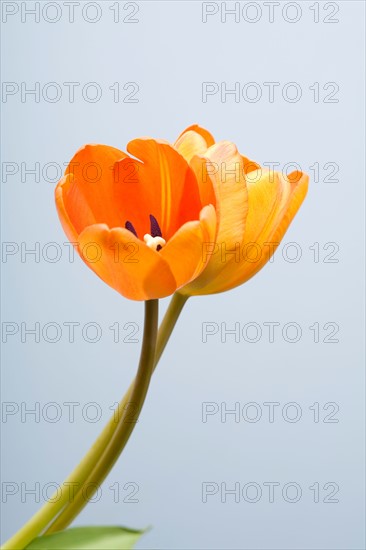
[126,216,165,251]
[144,234,166,252]
[149,214,162,238]
[125,221,138,237]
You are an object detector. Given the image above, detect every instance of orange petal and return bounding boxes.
[62,144,127,234]
[245,169,308,243]
[174,131,208,164]
[201,141,248,245]
[176,124,215,148]
[193,170,309,295]
[77,224,177,300]
[180,141,248,295]
[159,205,217,288]
[55,175,79,242]
[189,155,217,211]
[242,155,261,174]
[114,138,202,241]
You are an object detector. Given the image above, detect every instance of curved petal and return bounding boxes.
[77,224,177,300]
[176,124,215,148]
[174,131,209,164]
[159,205,217,288]
[174,125,216,164]
[62,144,127,233]
[186,170,308,295]
[189,155,217,211]
[180,141,248,295]
[114,138,202,241]
[242,155,261,174]
[246,169,308,244]
[200,141,248,245]
[225,170,309,290]
[55,175,79,242]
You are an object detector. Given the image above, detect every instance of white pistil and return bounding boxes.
[144,234,166,251]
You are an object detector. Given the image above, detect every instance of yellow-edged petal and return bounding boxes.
[176,124,215,147]
[174,125,215,164]
[189,170,308,295]
[233,170,309,286]
[174,131,208,164]
[181,141,248,295]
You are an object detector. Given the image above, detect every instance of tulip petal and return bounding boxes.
[114,138,202,241]
[203,141,248,245]
[246,169,308,243]
[174,131,208,164]
[55,175,79,242]
[181,141,248,295]
[176,124,215,148]
[174,125,215,164]
[189,155,217,211]
[242,156,261,174]
[191,170,308,295]
[77,224,177,300]
[160,205,217,288]
[224,170,309,290]
[62,144,127,234]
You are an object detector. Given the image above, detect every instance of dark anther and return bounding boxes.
[149,214,162,238]
[125,221,138,237]
[156,244,162,252]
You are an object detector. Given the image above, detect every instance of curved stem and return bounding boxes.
[46,292,188,532]
[154,292,188,365]
[2,293,188,550]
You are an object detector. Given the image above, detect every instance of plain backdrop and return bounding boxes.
[1,1,365,549]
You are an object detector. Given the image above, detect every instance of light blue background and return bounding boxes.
[1,1,365,548]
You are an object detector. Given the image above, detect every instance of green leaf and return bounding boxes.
[25,526,146,550]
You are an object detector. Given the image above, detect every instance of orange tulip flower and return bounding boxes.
[55,125,308,301]
[56,137,217,300]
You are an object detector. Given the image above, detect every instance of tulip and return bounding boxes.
[56,126,308,301]
[54,126,307,524]
[55,138,217,300]
[175,125,309,296]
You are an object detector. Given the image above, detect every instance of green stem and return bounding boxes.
[45,292,188,533]
[154,292,188,365]
[1,293,187,550]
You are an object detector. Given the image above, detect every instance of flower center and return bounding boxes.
[125,214,165,251]
[143,234,166,251]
